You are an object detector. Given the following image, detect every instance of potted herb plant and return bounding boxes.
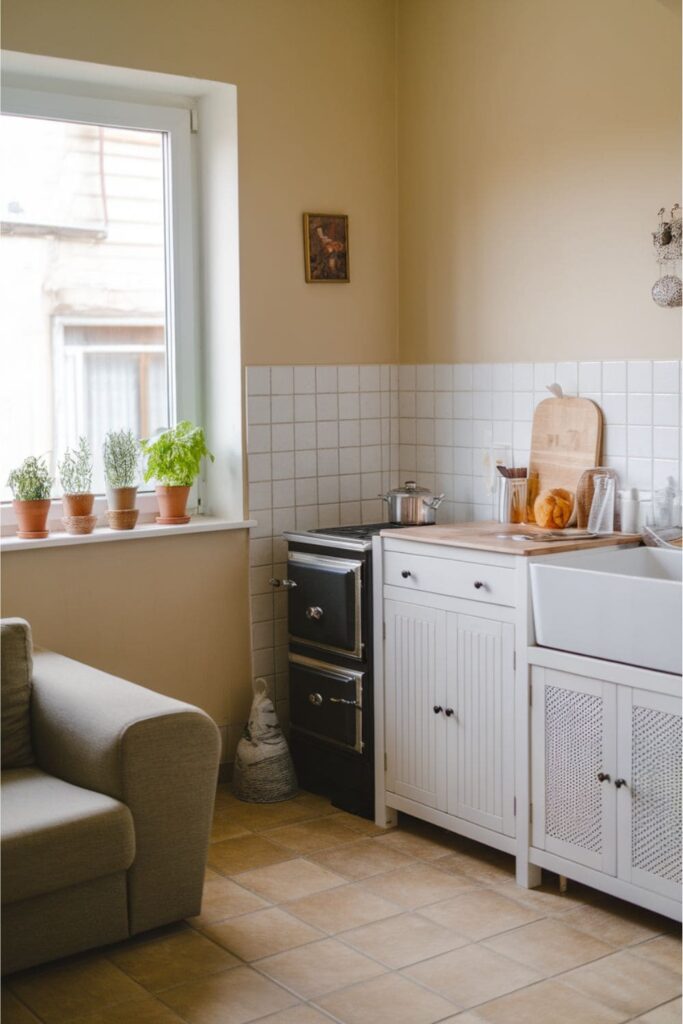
[58,436,96,534]
[7,455,53,539]
[141,421,214,524]
[103,429,140,529]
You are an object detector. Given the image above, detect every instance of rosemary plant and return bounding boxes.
[103,430,139,488]
[58,436,93,495]
[7,456,53,501]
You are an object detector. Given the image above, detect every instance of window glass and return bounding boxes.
[1,114,170,498]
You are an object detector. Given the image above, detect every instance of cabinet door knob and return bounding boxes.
[306,606,324,620]
[281,578,298,589]
[401,570,412,579]
[433,705,443,714]
[445,707,455,717]
[473,580,485,590]
[269,578,281,587]
[597,772,611,782]
[614,778,627,789]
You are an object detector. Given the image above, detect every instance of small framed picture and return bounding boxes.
[303,213,349,283]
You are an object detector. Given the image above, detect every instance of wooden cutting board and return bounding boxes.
[528,397,603,506]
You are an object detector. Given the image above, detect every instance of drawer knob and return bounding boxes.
[473,580,486,590]
[445,707,455,717]
[306,606,324,620]
[308,692,323,706]
[433,705,443,714]
[597,772,610,782]
[614,778,627,789]
[401,570,412,579]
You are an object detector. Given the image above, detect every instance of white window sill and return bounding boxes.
[1,516,256,552]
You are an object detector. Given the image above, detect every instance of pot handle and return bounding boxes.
[423,493,445,510]
[378,494,390,502]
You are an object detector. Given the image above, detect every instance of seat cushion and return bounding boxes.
[1,768,135,905]
[1,619,35,768]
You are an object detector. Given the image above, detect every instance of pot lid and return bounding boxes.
[385,479,433,497]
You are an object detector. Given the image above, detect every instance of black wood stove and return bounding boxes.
[277,523,410,819]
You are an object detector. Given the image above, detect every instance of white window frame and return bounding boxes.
[1,85,200,525]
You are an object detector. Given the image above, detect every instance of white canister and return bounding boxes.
[620,488,640,534]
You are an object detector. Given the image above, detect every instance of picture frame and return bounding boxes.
[303,213,349,283]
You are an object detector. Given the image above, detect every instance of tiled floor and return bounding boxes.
[3,786,681,1024]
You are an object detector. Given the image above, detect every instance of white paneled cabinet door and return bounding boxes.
[384,599,447,810]
[531,667,617,875]
[446,614,515,836]
[617,688,682,902]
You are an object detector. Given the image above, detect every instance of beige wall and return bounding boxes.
[1,532,252,732]
[2,0,398,367]
[397,0,682,364]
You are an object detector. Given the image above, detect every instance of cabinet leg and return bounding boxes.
[558,874,568,894]
[515,857,542,889]
[375,805,398,829]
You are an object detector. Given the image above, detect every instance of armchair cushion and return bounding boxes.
[1,767,135,905]
[1,619,35,769]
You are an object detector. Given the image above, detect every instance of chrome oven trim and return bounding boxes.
[289,653,364,754]
[287,550,363,660]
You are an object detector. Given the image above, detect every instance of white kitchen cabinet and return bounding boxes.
[530,661,682,918]
[379,540,517,854]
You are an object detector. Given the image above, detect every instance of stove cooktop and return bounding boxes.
[283,522,434,551]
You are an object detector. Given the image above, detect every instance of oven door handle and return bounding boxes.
[328,696,362,708]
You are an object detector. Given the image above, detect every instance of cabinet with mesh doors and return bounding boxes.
[530,665,681,918]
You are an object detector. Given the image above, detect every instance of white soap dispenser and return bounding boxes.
[620,487,640,534]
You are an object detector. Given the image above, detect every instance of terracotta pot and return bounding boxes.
[155,485,191,525]
[13,499,51,539]
[62,514,97,536]
[106,486,138,511]
[63,493,95,517]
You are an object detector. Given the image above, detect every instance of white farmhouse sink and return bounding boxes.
[530,547,682,674]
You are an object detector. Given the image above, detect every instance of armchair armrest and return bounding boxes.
[31,651,221,933]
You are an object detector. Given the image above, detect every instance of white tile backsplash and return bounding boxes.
[245,360,681,717]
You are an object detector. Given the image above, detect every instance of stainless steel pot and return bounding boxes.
[380,480,445,525]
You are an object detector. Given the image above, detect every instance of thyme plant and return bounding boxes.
[103,430,139,488]
[58,436,93,495]
[141,421,214,487]
[7,456,53,501]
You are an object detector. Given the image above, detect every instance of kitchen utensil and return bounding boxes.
[528,397,603,523]
[379,480,445,525]
[496,477,527,524]
[587,474,616,534]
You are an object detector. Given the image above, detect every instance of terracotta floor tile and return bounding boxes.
[373,830,455,861]
[315,972,457,1024]
[159,965,298,1024]
[493,879,606,914]
[341,911,468,968]
[437,848,516,883]
[207,834,293,876]
[358,861,479,909]
[251,1008,335,1024]
[474,978,625,1024]
[199,907,323,961]
[257,937,385,999]
[420,888,542,940]
[263,817,360,853]
[308,837,415,879]
[210,810,253,843]
[482,917,615,977]
[403,943,540,1009]
[65,997,186,1023]
[108,925,238,991]
[8,957,146,1024]
[189,875,271,927]
[329,811,395,837]
[556,902,671,949]
[630,997,683,1023]
[287,882,400,933]
[0,989,41,1024]
[630,933,683,974]
[561,949,681,1017]
[236,858,347,903]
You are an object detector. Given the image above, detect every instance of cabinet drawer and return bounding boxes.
[384,550,515,606]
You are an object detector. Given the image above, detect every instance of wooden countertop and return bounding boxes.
[380,521,641,556]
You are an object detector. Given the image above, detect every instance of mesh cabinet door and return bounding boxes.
[531,667,617,875]
[617,687,682,902]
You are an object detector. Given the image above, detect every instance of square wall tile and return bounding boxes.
[295,450,317,477]
[434,364,454,391]
[340,420,361,447]
[272,424,294,452]
[453,364,473,390]
[399,365,416,391]
[271,396,294,423]
[628,394,652,425]
[296,478,317,505]
[361,392,381,418]
[534,363,555,391]
[249,453,271,483]
[316,394,338,420]
[340,447,361,474]
[271,366,293,394]
[628,360,653,393]
[360,365,380,391]
[579,362,601,393]
[513,363,533,391]
[654,427,680,460]
[339,392,361,419]
[556,361,578,395]
[295,395,316,422]
[627,426,652,458]
[416,365,435,390]
[338,365,359,391]
[294,365,316,393]
[654,394,680,427]
[295,423,316,450]
[248,396,271,424]
[473,363,492,390]
[247,366,270,395]
[316,366,338,393]
[493,363,513,391]
[653,360,680,393]
[601,394,627,424]
[272,452,294,480]
[318,421,339,448]
[603,361,627,392]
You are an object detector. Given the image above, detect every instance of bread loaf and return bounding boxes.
[534,488,574,529]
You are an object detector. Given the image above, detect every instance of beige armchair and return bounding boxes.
[1,619,221,974]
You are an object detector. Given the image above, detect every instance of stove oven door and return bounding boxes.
[287,552,362,659]
[289,654,364,753]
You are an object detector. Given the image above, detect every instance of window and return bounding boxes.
[1,90,197,500]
